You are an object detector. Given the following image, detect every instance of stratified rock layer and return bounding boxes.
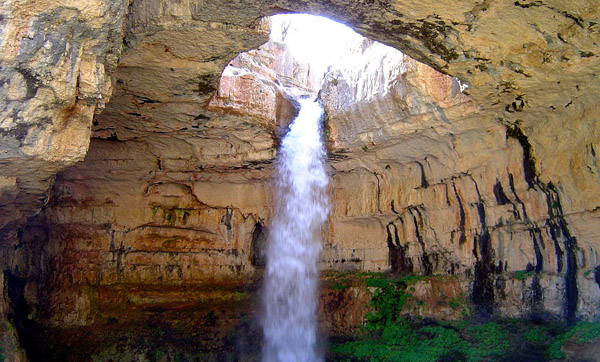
[0,0,129,239]
[0,0,599,353]
[320,39,598,320]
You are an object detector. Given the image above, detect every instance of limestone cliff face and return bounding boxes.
[0,0,129,240]
[24,34,315,328]
[321,39,599,320]
[0,0,599,341]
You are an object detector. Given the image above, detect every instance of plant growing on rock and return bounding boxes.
[329,274,600,362]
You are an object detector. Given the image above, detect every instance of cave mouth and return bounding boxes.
[208,12,423,155]
[5,5,597,362]
[9,12,483,362]
[213,12,412,104]
[10,13,429,362]
[268,13,365,83]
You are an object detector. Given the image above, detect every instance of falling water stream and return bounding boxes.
[261,98,329,362]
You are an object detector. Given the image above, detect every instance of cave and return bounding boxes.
[1,1,600,361]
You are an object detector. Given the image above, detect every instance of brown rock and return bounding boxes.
[1,0,599,341]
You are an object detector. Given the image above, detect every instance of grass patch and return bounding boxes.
[514,270,534,280]
[449,298,461,310]
[548,321,600,359]
[330,283,349,291]
[330,319,519,362]
[330,317,600,361]
[328,273,600,362]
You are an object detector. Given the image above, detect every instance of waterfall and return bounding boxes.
[261,98,329,362]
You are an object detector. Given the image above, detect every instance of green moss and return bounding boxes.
[466,322,510,360]
[231,291,248,301]
[174,208,192,224]
[164,209,174,223]
[575,322,600,342]
[514,270,534,280]
[398,274,428,284]
[330,283,349,291]
[547,322,600,359]
[524,326,546,342]
[333,317,600,361]
[83,286,98,315]
[364,275,413,328]
[449,299,460,310]
[332,320,509,362]
[329,271,600,362]
[147,348,164,362]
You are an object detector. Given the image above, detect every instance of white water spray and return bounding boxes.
[261,98,329,362]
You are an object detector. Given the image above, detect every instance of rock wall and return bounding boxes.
[0,272,27,361]
[0,0,599,349]
[0,0,130,240]
[22,36,599,331]
[0,2,130,356]
[19,25,320,328]
[321,40,599,320]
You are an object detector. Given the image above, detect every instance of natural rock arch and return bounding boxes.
[1,0,600,359]
[2,0,598,238]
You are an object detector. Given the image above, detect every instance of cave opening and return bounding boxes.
[269,13,365,84]
[3,3,598,361]
[10,12,438,362]
[10,11,490,361]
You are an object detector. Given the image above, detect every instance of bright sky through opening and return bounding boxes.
[269,14,469,94]
[270,14,364,78]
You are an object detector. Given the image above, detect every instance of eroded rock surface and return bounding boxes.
[1,0,600,357]
[0,0,129,240]
[24,30,321,329]
[320,38,600,320]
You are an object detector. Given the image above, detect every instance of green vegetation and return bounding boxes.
[331,318,522,362]
[324,270,363,291]
[364,275,413,327]
[548,321,600,359]
[330,283,349,291]
[524,325,546,343]
[514,270,534,280]
[329,273,600,362]
[448,298,461,310]
[147,348,164,362]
